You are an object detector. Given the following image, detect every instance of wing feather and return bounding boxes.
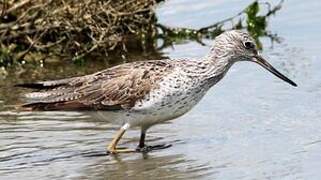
[20,60,174,111]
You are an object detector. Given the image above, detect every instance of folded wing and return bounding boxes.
[19,61,173,111]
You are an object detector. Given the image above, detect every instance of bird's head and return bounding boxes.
[211,30,297,87]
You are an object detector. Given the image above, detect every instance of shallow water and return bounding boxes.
[1,0,321,179]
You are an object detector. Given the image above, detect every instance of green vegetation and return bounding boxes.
[156,0,284,50]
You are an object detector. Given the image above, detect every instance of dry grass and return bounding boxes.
[0,0,158,62]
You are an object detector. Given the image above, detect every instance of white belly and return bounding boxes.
[90,72,210,128]
[90,89,206,128]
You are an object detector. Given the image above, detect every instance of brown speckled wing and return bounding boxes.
[20,60,174,111]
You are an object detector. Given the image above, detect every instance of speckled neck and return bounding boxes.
[200,46,234,82]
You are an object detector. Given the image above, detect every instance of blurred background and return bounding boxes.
[1,0,321,179]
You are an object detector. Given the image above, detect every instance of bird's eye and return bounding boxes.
[244,41,255,49]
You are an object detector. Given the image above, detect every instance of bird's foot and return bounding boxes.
[136,144,172,153]
[107,144,172,154]
[106,147,136,155]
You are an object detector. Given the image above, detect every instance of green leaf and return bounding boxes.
[246,1,259,17]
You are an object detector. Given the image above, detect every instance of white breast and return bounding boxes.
[129,70,210,127]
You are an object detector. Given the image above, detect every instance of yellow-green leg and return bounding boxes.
[107,123,136,154]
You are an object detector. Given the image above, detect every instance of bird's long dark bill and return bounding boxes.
[253,56,297,87]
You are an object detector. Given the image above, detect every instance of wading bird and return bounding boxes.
[18,30,297,154]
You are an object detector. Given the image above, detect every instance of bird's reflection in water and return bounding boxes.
[80,152,214,180]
